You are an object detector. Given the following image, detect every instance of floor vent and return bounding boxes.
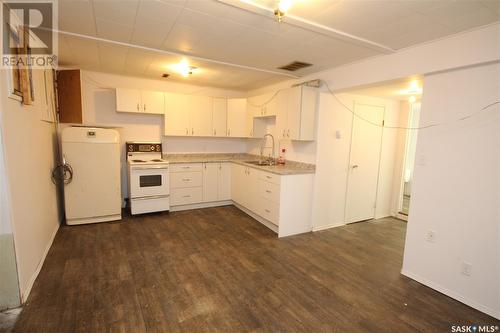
[278,61,312,71]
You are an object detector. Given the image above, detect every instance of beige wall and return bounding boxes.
[0,68,60,301]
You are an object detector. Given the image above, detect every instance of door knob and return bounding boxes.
[352,165,359,169]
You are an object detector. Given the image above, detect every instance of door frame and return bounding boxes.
[343,101,385,224]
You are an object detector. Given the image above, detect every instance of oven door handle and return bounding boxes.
[131,166,169,170]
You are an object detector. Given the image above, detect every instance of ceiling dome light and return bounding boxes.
[275,0,292,23]
[170,59,197,78]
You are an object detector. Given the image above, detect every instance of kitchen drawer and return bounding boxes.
[258,198,280,226]
[171,187,202,206]
[258,180,280,204]
[170,163,203,173]
[259,172,280,185]
[171,171,202,188]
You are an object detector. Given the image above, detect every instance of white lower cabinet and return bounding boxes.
[171,162,231,208]
[202,163,219,202]
[171,161,313,237]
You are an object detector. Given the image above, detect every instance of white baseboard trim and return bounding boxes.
[233,202,278,234]
[401,269,500,320]
[170,200,232,212]
[21,223,59,303]
[312,223,345,232]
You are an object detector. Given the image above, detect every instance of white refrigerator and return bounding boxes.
[61,127,122,225]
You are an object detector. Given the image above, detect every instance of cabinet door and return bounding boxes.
[116,88,141,113]
[275,89,289,140]
[218,162,231,201]
[245,167,260,213]
[212,98,227,137]
[141,90,164,114]
[261,92,277,116]
[164,92,190,136]
[246,99,260,138]
[189,96,213,136]
[298,86,318,141]
[287,86,303,140]
[231,163,248,205]
[202,163,219,202]
[227,98,247,137]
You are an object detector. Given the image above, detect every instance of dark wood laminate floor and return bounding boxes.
[13,206,499,332]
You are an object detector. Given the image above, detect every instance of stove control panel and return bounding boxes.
[126,142,162,155]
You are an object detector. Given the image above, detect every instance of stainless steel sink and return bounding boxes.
[244,160,274,166]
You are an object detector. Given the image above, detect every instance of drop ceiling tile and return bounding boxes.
[98,42,127,73]
[131,19,174,48]
[480,0,500,16]
[184,0,230,17]
[135,0,183,23]
[423,1,499,32]
[58,0,96,35]
[64,36,100,67]
[124,48,156,74]
[162,23,204,52]
[93,0,139,26]
[96,18,134,43]
[366,13,454,50]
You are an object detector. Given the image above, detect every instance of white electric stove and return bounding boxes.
[126,142,170,215]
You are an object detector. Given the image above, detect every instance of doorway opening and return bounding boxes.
[339,78,423,224]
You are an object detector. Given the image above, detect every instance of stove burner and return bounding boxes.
[151,159,164,162]
[132,159,146,163]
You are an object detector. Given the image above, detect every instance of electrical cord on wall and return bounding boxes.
[321,80,500,130]
[49,69,74,186]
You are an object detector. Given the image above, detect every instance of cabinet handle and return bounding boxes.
[185,128,188,135]
[137,103,139,111]
[183,195,191,198]
[192,128,194,135]
[143,104,146,111]
[287,129,290,138]
[266,176,272,179]
[182,166,190,169]
[266,190,271,193]
[204,164,206,169]
[219,164,222,170]
[214,129,216,136]
[265,209,271,213]
[283,129,286,138]
[228,129,230,136]
[182,178,191,181]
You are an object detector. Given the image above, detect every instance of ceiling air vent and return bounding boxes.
[278,61,312,72]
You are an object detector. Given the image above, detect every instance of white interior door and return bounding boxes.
[345,103,385,224]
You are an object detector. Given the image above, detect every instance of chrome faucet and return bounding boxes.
[260,133,275,165]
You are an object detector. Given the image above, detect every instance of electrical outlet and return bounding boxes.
[426,230,436,243]
[461,262,472,276]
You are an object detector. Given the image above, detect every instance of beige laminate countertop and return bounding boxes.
[162,153,315,175]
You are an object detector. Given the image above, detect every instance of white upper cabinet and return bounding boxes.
[212,98,227,137]
[164,93,213,137]
[189,96,213,137]
[278,86,318,141]
[141,91,165,114]
[116,88,164,114]
[227,98,247,138]
[164,92,190,136]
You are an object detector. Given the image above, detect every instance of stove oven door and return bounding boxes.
[129,165,169,199]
